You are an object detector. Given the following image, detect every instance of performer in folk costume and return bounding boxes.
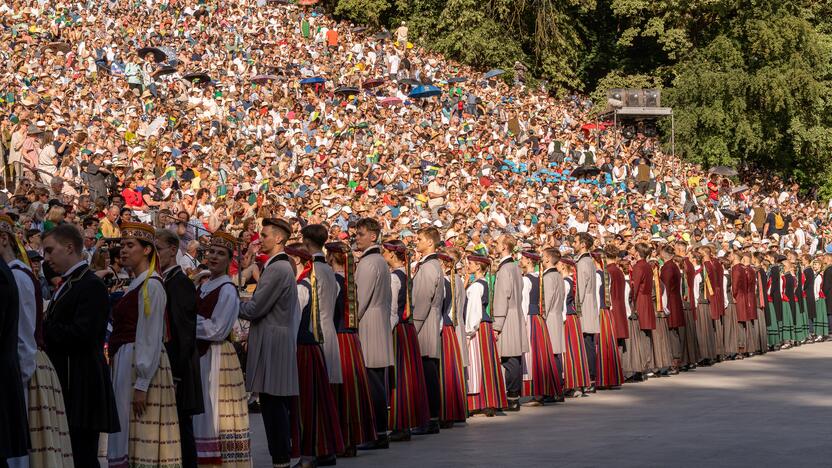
[798,254,815,342]
[519,250,562,404]
[627,244,657,377]
[353,218,395,447]
[438,250,467,425]
[659,245,685,371]
[542,248,566,390]
[192,231,251,466]
[734,252,759,355]
[807,256,824,341]
[238,218,298,468]
[2,215,71,468]
[649,257,673,374]
[411,227,447,429]
[604,246,629,343]
[698,245,724,359]
[691,249,717,363]
[720,255,740,358]
[593,251,624,388]
[818,254,832,338]
[464,254,508,416]
[156,228,204,468]
[0,252,28,466]
[766,253,787,349]
[621,259,650,380]
[381,240,430,441]
[558,257,591,396]
[41,224,119,467]
[285,243,344,466]
[674,241,701,367]
[781,256,798,347]
[741,253,762,354]
[750,253,770,354]
[574,233,599,391]
[492,234,528,410]
[324,241,377,456]
[108,221,181,468]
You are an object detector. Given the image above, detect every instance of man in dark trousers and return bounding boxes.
[492,234,528,411]
[823,252,832,338]
[0,255,28,466]
[157,228,204,468]
[42,224,119,467]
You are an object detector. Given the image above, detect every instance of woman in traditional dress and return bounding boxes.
[813,258,829,338]
[781,258,797,348]
[193,231,250,466]
[721,256,740,359]
[559,258,591,396]
[593,253,623,388]
[108,221,181,468]
[692,251,717,363]
[437,250,467,426]
[325,242,376,456]
[286,244,343,467]
[464,254,507,416]
[649,258,674,373]
[381,241,430,440]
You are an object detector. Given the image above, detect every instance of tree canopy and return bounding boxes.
[326,0,832,194]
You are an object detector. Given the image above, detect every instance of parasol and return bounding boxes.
[447,77,467,84]
[709,166,738,177]
[334,86,360,95]
[570,166,602,178]
[43,41,71,53]
[408,85,441,99]
[182,72,212,84]
[398,78,421,87]
[484,69,505,79]
[380,97,402,107]
[252,74,279,84]
[137,46,167,62]
[300,76,326,85]
[362,78,385,89]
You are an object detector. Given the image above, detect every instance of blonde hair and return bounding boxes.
[45,205,66,223]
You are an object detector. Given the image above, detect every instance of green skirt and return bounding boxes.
[794,302,809,342]
[766,303,781,347]
[780,302,795,343]
[815,298,829,336]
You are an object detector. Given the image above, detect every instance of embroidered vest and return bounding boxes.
[110,276,167,358]
[195,282,234,356]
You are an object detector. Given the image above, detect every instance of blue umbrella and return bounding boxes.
[484,69,505,79]
[300,76,326,85]
[408,85,441,99]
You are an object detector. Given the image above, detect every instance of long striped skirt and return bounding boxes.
[651,317,674,371]
[781,302,796,343]
[753,313,768,354]
[522,315,563,398]
[389,322,430,431]
[290,344,344,458]
[680,304,701,365]
[722,302,740,356]
[767,303,781,347]
[466,322,507,411]
[335,332,376,448]
[440,324,467,422]
[108,346,181,468]
[563,315,591,390]
[26,350,73,467]
[815,299,829,336]
[621,318,650,377]
[695,303,717,361]
[596,310,623,388]
[794,303,810,342]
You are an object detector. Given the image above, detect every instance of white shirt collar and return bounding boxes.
[63,259,87,278]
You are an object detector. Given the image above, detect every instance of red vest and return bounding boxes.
[195,282,233,356]
[110,277,167,358]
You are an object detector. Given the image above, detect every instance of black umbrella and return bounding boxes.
[43,41,71,53]
[398,78,421,86]
[252,74,279,84]
[447,77,467,84]
[334,86,359,95]
[374,31,392,40]
[152,66,177,78]
[352,26,368,34]
[709,166,737,177]
[362,78,385,89]
[182,72,212,84]
[137,46,167,62]
[571,166,602,178]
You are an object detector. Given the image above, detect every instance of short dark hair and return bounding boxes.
[542,247,560,264]
[300,224,328,249]
[577,232,594,250]
[418,227,441,248]
[155,228,180,248]
[603,245,619,260]
[355,217,382,241]
[43,223,83,253]
[263,217,292,239]
[635,242,652,259]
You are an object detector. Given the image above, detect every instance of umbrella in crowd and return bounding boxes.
[484,68,505,79]
[380,96,403,107]
[447,77,467,84]
[374,30,392,40]
[362,78,385,89]
[252,75,279,84]
[710,166,738,177]
[152,66,178,78]
[409,85,441,99]
[300,76,326,85]
[334,86,360,96]
[399,78,421,87]
[182,72,212,84]
[137,46,168,63]
[43,42,71,53]
[298,0,319,5]
[570,166,602,178]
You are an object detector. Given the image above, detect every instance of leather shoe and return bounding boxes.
[412,421,440,435]
[505,399,521,412]
[357,434,389,450]
[317,455,336,466]
[389,430,411,442]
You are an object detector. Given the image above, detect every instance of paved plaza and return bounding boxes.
[250,342,832,467]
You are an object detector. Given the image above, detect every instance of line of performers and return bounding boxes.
[2,216,830,468]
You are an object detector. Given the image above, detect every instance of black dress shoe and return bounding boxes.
[389,430,411,442]
[584,385,596,393]
[357,434,389,450]
[339,445,357,458]
[505,399,521,412]
[483,407,496,417]
[439,420,454,429]
[317,455,336,466]
[412,421,440,435]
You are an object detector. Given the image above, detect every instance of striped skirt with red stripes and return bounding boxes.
[440,324,467,422]
[466,322,508,411]
[389,322,431,431]
[335,332,377,448]
[596,309,624,388]
[522,315,563,398]
[290,344,344,458]
[563,315,591,390]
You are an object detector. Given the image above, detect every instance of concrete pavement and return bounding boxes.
[249,341,832,467]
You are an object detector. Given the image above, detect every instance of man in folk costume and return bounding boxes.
[353,218,395,446]
[285,243,343,467]
[751,252,771,352]
[675,241,701,367]
[731,252,753,356]
[575,233,599,391]
[780,256,798,347]
[720,254,740,359]
[238,218,299,468]
[691,248,717,363]
[621,257,650,381]
[437,250,467,426]
[381,240,430,441]
[604,246,629,344]
[767,253,788,348]
[558,257,591,395]
[627,243,656,377]
[519,250,562,405]
[659,245,685,372]
[2,214,71,468]
[821,252,832,338]
[743,252,765,353]
[593,250,624,388]
[0,253,28,467]
[812,256,829,339]
[791,252,809,343]
[541,247,566,396]
[492,234,529,410]
[156,228,204,468]
[648,255,673,375]
[411,227,446,430]
[192,231,251,466]
[700,245,725,358]
[800,254,816,341]
[324,242,377,456]
[108,221,181,468]
[464,254,507,416]
[41,224,119,467]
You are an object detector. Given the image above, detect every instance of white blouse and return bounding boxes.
[197,274,240,342]
[464,281,486,337]
[123,270,166,392]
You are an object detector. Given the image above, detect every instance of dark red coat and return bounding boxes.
[731,264,749,322]
[606,263,629,339]
[706,259,725,320]
[743,265,758,321]
[630,259,655,330]
[661,260,685,329]
[682,258,697,316]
